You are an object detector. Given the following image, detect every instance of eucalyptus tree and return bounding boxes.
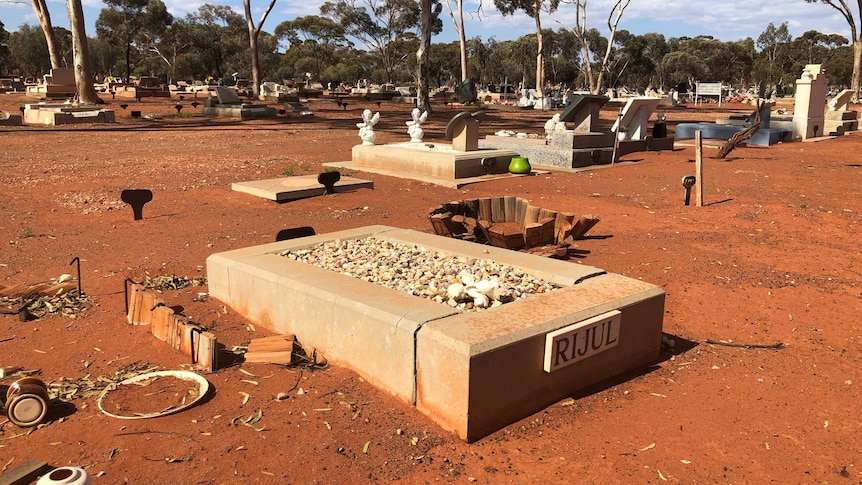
[320,0,427,84]
[243,0,277,97]
[494,0,560,100]
[755,22,791,88]
[274,16,348,81]
[176,5,247,80]
[0,21,11,73]
[96,0,173,80]
[562,0,630,94]
[67,0,101,103]
[805,0,861,99]
[30,0,62,68]
[8,24,53,76]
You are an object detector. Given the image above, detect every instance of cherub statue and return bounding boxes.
[357,109,380,145]
[406,108,428,142]
[543,113,566,140]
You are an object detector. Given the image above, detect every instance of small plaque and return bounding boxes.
[543,310,621,373]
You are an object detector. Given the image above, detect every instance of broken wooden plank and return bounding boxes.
[478,198,492,221]
[504,196,517,222]
[490,197,506,223]
[0,460,53,485]
[524,223,544,248]
[196,331,217,372]
[540,217,556,245]
[488,222,525,250]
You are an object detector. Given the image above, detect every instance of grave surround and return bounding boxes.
[207,225,665,441]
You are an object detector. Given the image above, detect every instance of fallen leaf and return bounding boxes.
[240,392,250,406]
[240,380,259,386]
[559,398,576,406]
[314,408,332,412]
[239,369,256,377]
[34,349,47,354]
[657,469,667,481]
[362,441,371,454]
[638,442,656,452]
[324,421,331,430]
[261,471,275,476]
[649,393,667,398]
[824,420,829,429]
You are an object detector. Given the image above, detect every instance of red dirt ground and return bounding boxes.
[1,92,861,483]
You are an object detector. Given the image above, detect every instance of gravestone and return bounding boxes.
[611,97,661,140]
[215,86,243,105]
[792,64,828,139]
[455,80,477,104]
[824,88,859,135]
[559,95,609,133]
[445,111,484,151]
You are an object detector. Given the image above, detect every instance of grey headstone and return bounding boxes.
[215,86,243,105]
[456,80,477,104]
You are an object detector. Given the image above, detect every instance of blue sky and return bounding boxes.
[0,0,854,47]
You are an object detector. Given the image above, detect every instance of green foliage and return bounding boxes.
[282,166,295,176]
[21,227,34,238]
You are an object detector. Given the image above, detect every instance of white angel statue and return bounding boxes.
[543,113,566,140]
[406,108,428,142]
[357,109,380,145]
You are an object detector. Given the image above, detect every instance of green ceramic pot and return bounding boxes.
[508,156,531,174]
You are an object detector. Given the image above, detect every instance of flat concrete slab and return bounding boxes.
[23,104,115,125]
[232,174,374,201]
[322,160,549,189]
[207,226,665,441]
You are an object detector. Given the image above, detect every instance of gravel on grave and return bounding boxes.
[280,236,562,311]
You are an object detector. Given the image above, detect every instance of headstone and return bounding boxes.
[828,89,855,112]
[276,227,316,242]
[455,80,477,104]
[792,64,828,139]
[317,171,341,194]
[214,86,243,105]
[559,95,609,133]
[611,97,661,140]
[445,111,484,152]
[121,189,153,221]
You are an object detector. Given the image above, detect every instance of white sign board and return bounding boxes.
[543,310,622,373]
[695,82,723,106]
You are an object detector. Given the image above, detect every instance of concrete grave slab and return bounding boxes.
[23,103,115,125]
[232,174,374,202]
[207,226,665,441]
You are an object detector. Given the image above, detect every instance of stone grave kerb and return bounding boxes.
[612,97,661,140]
[792,64,828,139]
[559,95,609,133]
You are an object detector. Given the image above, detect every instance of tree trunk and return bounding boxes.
[125,41,132,81]
[66,0,101,104]
[417,0,433,113]
[244,0,277,98]
[31,0,62,69]
[534,7,544,102]
[457,0,467,82]
[853,38,862,102]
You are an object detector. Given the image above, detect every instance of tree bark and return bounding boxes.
[31,0,62,69]
[457,1,467,81]
[534,5,545,103]
[244,0,277,98]
[66,0,101,104]
[853,38,861,101]
[417,0,433,113]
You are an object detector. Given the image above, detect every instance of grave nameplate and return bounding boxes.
[543,310,621,372]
